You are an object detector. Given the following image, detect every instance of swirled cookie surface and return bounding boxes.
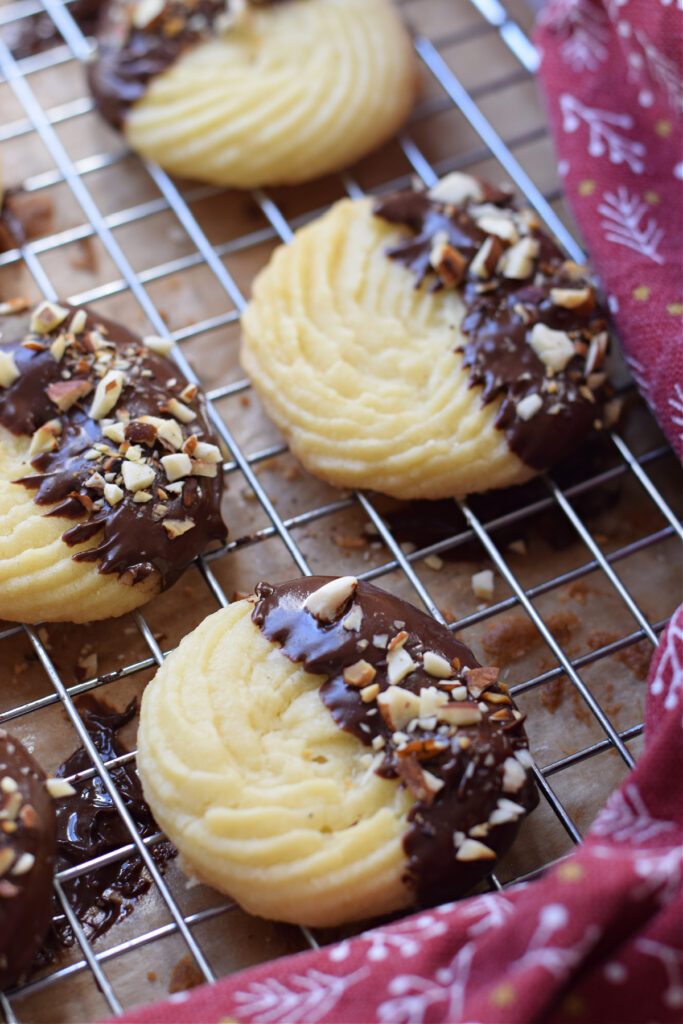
[137,577,537,926]
[89,0,416,188]
[0,300,226,623]
[241,180,610,498]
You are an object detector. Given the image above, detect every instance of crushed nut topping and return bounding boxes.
[0,302,226,586]
[374,178,612,471]
[253,577,538,907]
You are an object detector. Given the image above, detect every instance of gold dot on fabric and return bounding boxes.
[667,303,683,316]
[578,180,596,196]
[644,191,660,204]
[633,285,651,301]
[655,119,672,137]
[557,862,585,882]
[562,993,586,1017]
[490,983,516,1007]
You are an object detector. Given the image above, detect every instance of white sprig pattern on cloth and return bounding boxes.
[376,942,476,1024]
[559,95,646,172]
[592,783,677,843]
[598,188,665,262]
[650,609,683,718]
[625,354,653,401]
[669,384,683,446]
[507,904,601,980]
[614,16,683,112]
[634,29,683,112]
[548,0,610,70]
[459,890,517,936]
[329,914,449,963]
[631,846,682,908]
[635,940,683,1009]
[233,967,370,1024]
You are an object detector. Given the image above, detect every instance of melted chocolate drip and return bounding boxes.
[253,577,538,907]
[0,304,226,588]
[36,696,175,962]
[3,0,101,59]
[373,187,609,470]
[0,733,56,989]
[88,0,290,128]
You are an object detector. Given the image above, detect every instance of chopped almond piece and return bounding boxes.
[46,378,93,412]
[456,839,497,861]
[163,519,195,539]
[427,172,483,206]
[378,685,420,731]
[423,651,453,678]
[360,683,380,703]
[387,645,416,685]
[303,576,357,622]
[343,660,376,688]
[0,351,20,389]
[465,666,500,696]
[502,756,527,792]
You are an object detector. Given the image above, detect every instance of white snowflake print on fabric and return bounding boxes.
[507,904,601,980]
[559,95,646,172]
[635,939,683,1008]
[592,783,677,843]
[650,609,683,718]
[598,188,665,263]
[232,967,370,1023]
[329,914,449,963]
[376,942,476,1024]
[546,0,610,70]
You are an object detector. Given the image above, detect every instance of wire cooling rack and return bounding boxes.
[0,0,682,1019]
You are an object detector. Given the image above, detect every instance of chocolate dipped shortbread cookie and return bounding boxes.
[0,731,57,990]
[88,0,416,188]
[137,576,538,926]
[0,300,226,623]
[241,173,611,499]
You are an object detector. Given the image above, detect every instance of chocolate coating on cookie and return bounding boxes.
[45,697,175,955]
[0,732,56,990]
[0,301,226,587]
[89,0,290,128]
[253,576,538,906]
[374,176,610,470]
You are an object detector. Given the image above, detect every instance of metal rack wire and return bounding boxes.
[0,0,681,1019]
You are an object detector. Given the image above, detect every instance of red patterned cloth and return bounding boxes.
[108,605,683,1024]
[105,6,683,1021]
[536,0,682,458]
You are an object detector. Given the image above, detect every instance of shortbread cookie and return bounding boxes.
[0,731,57,989]
[137,576,538,926]
[0,300,227,623]
[241,174,610,499]
[88,0,416,188]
